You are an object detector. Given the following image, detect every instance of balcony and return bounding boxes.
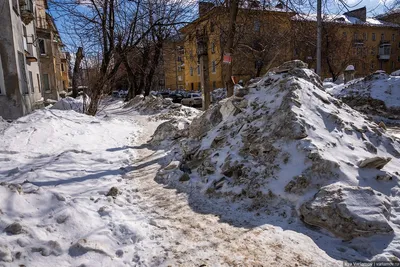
[378,44,391,60]
[20,0,34,25]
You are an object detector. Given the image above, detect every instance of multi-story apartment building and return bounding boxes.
[36,0,68,101]
[0,0,43,119]
[292,7,400,79]
[165,3,400,91]
[163,36,186,91]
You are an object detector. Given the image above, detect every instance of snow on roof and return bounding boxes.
[292,13,400,28]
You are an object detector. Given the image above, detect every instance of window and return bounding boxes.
[62,80,66,90]
[178,65,182,72]
[178,75,182,81]
[254,20,261,32]
[363,32,368,41]
[213,81,216,90]
[177,56,182,62]
[61,63,65,72]
[371,47,375,55]
[38,39,46,55]
[381,33,385,41]
[37,74,41,92]
[211,42,215,54]
[191,83,194,91]
[42,74,50,91]
[0,55,5,95]
[212,60,216,73]
[371,61,375,70]
[12,0,18,14]
[210,22,215,33]
[190,67,193,76]
[353,33,358,40]
[29,71,34,93]
[393,34,396,41]
[398,55,400,62]
[198,82,201,90]
[372,33,376,41]
[392,61,395,71]
[197,65,200,75]
[18,52,29,94]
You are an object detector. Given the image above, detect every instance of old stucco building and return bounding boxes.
[0,0,43,120]
[36,0,69,101]
[164,3,400,91]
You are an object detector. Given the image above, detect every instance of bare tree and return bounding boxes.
[50,0,196,114]
[72,47,84,98]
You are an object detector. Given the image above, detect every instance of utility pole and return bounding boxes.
[316,0,322,76]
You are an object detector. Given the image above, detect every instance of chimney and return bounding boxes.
[344,7,367,22]
[199,1,215,17]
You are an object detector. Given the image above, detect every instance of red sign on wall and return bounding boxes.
[223,53,232,64]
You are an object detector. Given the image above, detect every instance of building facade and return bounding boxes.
[0,0,43,120]
[36,0,68,101]
[292,7,400,79]
[164,4,400,91]
[163,37,186,91]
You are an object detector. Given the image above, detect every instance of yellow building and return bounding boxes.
[292,7,400,79]
[163,37,186,91]
[164,3,400,89]
[36,0,70,100]
[179,3,294,91]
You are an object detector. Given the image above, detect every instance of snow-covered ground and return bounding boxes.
[327,72,400,124]
[0,99,340,266]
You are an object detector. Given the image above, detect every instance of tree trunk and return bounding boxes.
[72,47,84,98]
[225,0,239,97]
[144,42,162,96]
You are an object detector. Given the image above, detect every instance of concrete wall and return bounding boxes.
[0,0,43,120]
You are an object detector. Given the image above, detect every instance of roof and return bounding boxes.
[180,5,295,33]
[292,13,400,28]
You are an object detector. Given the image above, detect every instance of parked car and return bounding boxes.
[158,92,170,98]
[118,90,128,98]
[168,93,184,103]
[111,91,120,98]
[181,93,202,107]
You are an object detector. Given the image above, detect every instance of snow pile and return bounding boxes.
[329,72,400,123]
[154,61,400,247]
[123,94,201,121]
[50,95,90,113]
[0,109,145,265]
[211,88,227,103]
[391,69,400,76]
[0,117,8,133]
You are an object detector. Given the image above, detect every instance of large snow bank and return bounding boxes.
[153,61,400,260]
[329,72,400,123]
[0,109,143,265]
[50,95,90,113]
[123,94,201,121]
[211,88,227,103]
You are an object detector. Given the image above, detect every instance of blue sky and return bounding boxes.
[331,0,391,16]
[54,0,394,53]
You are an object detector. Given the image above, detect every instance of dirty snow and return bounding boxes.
[0,100,341,266]
[153,63,400,263]
[328,73,400,109]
